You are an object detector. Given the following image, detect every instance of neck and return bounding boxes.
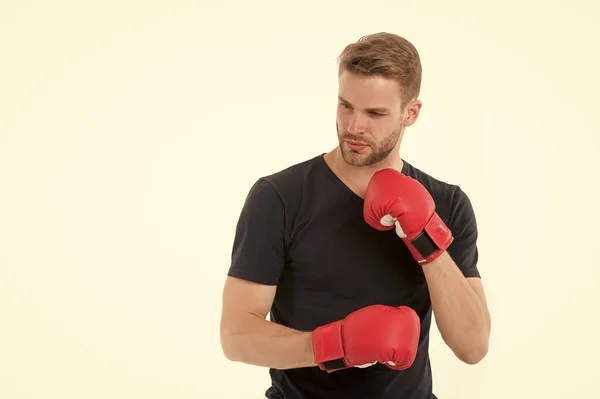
[324,146,404,197]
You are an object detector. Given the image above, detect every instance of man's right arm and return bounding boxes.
[219,276,317,370]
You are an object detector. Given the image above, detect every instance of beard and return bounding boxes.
[336,122,402,167]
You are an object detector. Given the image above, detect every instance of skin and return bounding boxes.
[220,69,491,370]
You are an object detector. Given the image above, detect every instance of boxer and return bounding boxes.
[220,32,491,399]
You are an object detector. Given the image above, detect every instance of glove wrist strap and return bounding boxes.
[407,212,453,264]
[312,320,347,372]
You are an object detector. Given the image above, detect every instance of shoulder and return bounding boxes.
[241,154,325,215]
[229,158,328,287]
[261,154,324,190]
[252,154,326,204]
[402,160,475,231]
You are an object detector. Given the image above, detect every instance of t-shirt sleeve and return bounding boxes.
[227,178,286,286]
[446,186,481,278]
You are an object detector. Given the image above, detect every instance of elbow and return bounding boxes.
[456,339,489,365]
[458,345,488,365]
[453,319,491,365]
[446,329,489,365]
[220,329,241,362]
[220,311,261,363]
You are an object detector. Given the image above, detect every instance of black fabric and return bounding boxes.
[228,154,480,399]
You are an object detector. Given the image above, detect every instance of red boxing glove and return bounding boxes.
[312,305,420,373]
[363,168,453,264]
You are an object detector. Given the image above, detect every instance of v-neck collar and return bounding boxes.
[317,153,408,204]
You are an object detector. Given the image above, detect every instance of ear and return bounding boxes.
[402,100,422,127]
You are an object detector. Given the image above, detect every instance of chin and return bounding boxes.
[340,150,372,167]
[341,148,393,167]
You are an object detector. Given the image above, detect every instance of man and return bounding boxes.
[220,32,491,399]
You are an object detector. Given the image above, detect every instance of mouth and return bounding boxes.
[345,140,368,151]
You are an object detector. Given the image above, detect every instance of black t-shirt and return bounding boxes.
[227,154,480,399]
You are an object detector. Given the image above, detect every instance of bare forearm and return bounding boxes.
[422,251,490,364]
[221,314,316,370]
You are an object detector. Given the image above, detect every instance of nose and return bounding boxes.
[347,112,367,134]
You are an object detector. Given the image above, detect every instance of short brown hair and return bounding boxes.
[337,32,422,107]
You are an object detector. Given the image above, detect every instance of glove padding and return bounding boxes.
[363,168,453,264]
[312,304,420,373]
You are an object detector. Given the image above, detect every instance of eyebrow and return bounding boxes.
[337,96,390,113]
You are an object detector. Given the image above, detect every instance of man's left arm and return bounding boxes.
[421,251,491,364]
[363,169,491,365]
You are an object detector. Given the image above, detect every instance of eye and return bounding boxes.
[369,111,385,117]
[340,102,352,109]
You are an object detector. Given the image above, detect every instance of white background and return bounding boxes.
[1,1,599,397]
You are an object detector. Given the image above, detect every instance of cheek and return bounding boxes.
[368,122,392,142]
[337,106,352,123]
